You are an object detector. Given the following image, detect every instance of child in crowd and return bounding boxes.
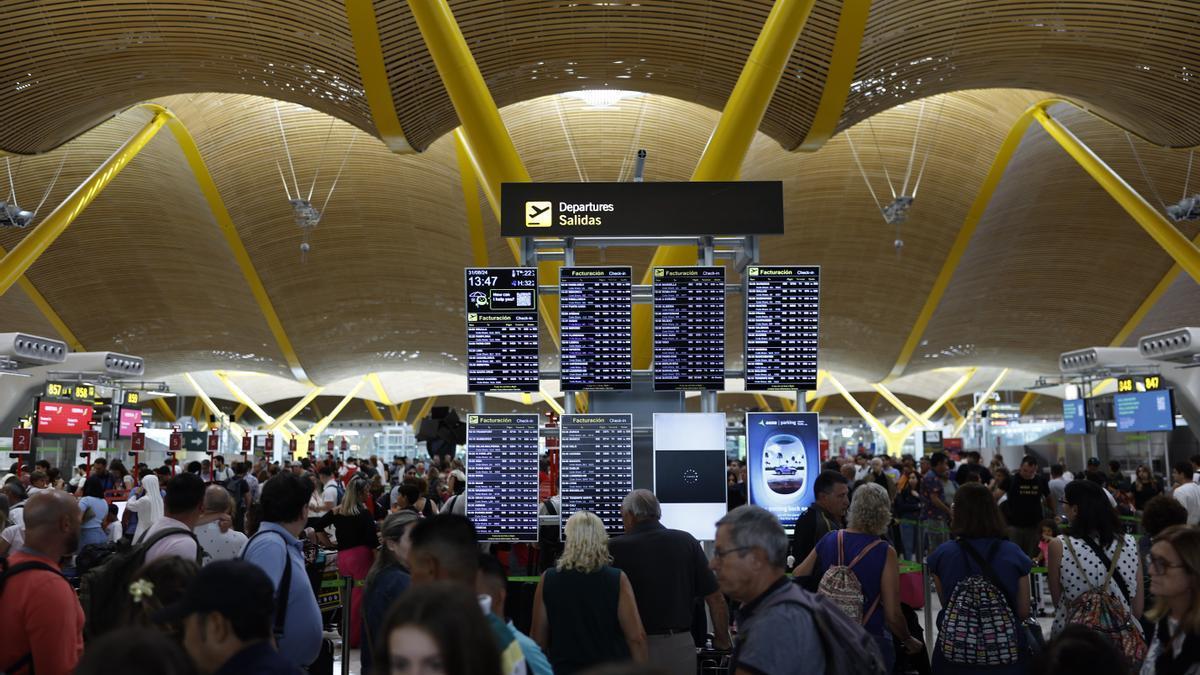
[104,503,123,543]
[1033,518,1058,616]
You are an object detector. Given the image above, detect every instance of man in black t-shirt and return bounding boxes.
[1005,456,1054,556]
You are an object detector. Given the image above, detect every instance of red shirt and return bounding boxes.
[0,551,84,675]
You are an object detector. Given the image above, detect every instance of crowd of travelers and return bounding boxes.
[0,447,1196,675]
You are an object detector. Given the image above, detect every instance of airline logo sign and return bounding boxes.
[501,181,783,237]
[131,432,146,451]
[208,433,219,451]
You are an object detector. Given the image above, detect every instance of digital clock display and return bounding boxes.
[465,267,540,392]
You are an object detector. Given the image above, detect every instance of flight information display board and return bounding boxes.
[653,267,726,391]
[560,267,633,390]
[745,265,820,391]
[1114,390,1175,432]
[559,414,634,538]
[465,414,540,542]
[1063,399,1089,434]
[465,268,540,392]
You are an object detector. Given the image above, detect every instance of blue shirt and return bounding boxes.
[214,641,302,675]
[509,621,553,675]
[241,523,322,668]
[928,537,1032,614]
[79,496,108,531]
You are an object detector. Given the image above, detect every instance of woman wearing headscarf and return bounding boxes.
[126,473,164,543]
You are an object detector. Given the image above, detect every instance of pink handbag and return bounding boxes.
[900,570,925,609]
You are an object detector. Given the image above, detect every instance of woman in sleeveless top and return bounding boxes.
[531,510,647,674]
[794,482,924,670]
[1048,479,1144,636]
[927,482,1033,674]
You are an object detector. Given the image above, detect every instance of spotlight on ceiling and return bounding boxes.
[0,201,34,228]
[1166,195,1200,222]
[883,196,913,225]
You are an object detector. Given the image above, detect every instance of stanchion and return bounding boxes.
[920,518,933,648]
[341,575,353,675]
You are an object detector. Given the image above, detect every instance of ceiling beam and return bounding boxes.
[151,397,177,423]
[182,372,247,438]
[952,369,1009,436]
[267,387,326,433]
[887,98,1200,380]
[0,110,168,298]
[796,0,873,151]
[364,399,385,422]
[214,371,302,434]
[308,376,368,438]
[344,0,414,152]
[367,373,403,421]
[455,130,489,267]
[633,0,818,368]
[145,104,313,385]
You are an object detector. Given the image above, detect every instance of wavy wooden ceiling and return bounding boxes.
[0,2,1195,394]
[3,1,1199,154]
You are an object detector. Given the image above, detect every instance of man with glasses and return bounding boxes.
[710,505,825,675]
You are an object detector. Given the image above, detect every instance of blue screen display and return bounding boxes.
[1063,399,1088,434]
[1114,390,1175,432]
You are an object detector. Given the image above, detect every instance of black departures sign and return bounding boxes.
[465,267,540,392]
[500,181,784,237]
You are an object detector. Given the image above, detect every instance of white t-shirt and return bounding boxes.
[212,466,232,483]
[194,521,247,565]
[1,523,24,550]
[142,516,199,564]
[106,521,123,543]
[1172,482,1200,526]
[322,479,339,507]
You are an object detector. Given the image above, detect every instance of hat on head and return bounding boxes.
[153,559,275,627]
[450,469,466,483]
[1087,457,1101,466]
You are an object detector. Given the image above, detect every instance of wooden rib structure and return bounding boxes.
[0,1,1193,400]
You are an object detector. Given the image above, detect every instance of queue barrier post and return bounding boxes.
[341,575,353,675]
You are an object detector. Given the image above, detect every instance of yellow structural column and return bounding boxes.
[267,387,326,433]
[308,377,368,438]
[454,130,489,267]
[0,109,168,297]
[634,0,819,368]
[796,0,873,151]
[344,0,414,152]
[215,370,302,434]
[1032,108,1200,283]
[367,373,403,421]
[151,397,177,423]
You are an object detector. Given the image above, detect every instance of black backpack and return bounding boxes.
[0,556,66,672]
[78,526,201,639]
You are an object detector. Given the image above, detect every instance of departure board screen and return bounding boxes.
[560,267,633,390]
[465,414,540,542]
[559,414,634,538]
[465,268,540,392]
[653,267,726,391]
[745,265,820,391]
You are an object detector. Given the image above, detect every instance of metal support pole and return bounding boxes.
[340,576,353,675]
[700,236,715,267]
[564,393,577,415]
[796,391,808,413]
[921,519,933,646]
[474,393,485,414]
[563,238,576,267]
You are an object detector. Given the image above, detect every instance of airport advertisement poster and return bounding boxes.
[747,412,820,530]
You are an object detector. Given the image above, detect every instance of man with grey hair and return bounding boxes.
[711,505,826,675]
[609,489,730,675]
[195,484,247,564]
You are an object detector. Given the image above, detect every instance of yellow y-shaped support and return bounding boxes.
[214,371,302,434]
[268,387,326,433]
[308,376,368,438]
[952,369,1010,437]
[151,397,177,423]
[633,0,819,368]
[796,0,873,151]
[344,0,414,152]
[889,99,1200,380]
[367,373,403,421]
[183,372,248,439]
[829,369,977,456]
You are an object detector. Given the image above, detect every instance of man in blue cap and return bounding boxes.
[155,559,300,674]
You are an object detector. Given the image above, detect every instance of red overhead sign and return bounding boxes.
[11,428,31,454]
[264,434,274,452]
[208,433,219,451]
[242,435,251,452]
[82,430,99,452]
[169,432,182,451]
[131,431,146,451]
[37,401,94,435]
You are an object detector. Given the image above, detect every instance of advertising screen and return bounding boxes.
[465,414,540,542]
[1114,390,1175,432]
[118,407,144,437]
[560,267,633,391]
[745,265,820,391]
[36,401,94,435]
[559,414,633,538]
[652,266,726,391]
[652,413,727,540]
[746,412,820,532]
[1063,399,1089,435]
[465,267,540,392]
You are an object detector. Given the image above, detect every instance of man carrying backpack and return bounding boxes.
[143,472,206,565]
[711,505,886,675]
[0,490,85,675]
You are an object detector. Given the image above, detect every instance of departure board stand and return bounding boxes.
[518,234,762,417]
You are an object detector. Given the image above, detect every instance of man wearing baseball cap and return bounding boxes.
[155,559,300,674]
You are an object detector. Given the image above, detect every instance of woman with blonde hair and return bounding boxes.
[794,481,924,670]
[531,510,647,673]
[313,474,379,649]
[1141,525,1200,674]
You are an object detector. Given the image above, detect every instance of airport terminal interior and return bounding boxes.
[1,1,1200,674]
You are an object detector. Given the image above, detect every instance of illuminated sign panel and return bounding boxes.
[745,266,820,391]
[653,267,725,391]
[559,414,633,537]
[466,414,540,543]
[560,267,633,391]
[465,267,540,392]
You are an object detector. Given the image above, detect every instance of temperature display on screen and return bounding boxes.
[465,268,540,392]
